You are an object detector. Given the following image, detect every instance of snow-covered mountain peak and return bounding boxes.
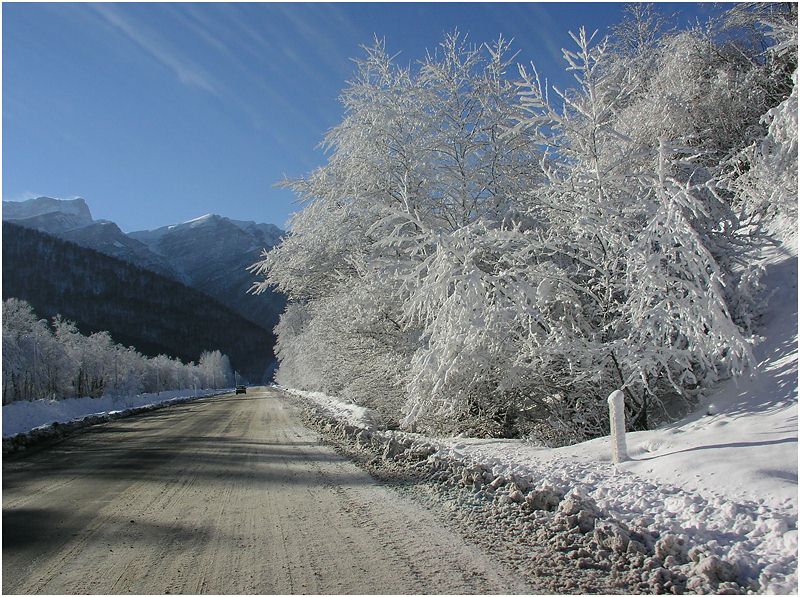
[128,212,286,330]
[132,213,283,248]
[183,213,219,227]
[3,196,93,229]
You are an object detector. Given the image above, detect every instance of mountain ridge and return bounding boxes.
[3,196,93,226]
[2,221,276,381]
[2,196,286,331]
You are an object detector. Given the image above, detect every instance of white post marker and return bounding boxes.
[608,390,629,464]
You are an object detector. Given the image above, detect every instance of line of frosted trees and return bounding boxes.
[251,4,798,443]
[2,298,234,404]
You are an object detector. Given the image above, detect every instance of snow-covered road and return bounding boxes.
[2,387,530,594]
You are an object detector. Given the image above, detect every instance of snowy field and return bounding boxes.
[283,246,798,594]
[2,388,232,438]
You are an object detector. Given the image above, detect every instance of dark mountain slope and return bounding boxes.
[2,222,276,382]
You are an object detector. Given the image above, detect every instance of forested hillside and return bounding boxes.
[2,298,235,403]
[3,222,276,382]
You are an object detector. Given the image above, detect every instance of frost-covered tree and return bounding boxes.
[510,24,763,433]
[2,299,68,403]
[720,4,798,240]
[727,73,798,236]
[616,141,754,426]
[199,350,234,389]
[253,7,795,443]
[2,299,235,403]
[252,33,545,430]
[51,316,82,397]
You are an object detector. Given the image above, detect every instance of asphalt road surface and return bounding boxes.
[3,387,530,594]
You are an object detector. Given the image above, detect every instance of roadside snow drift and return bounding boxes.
[3,388,232,441]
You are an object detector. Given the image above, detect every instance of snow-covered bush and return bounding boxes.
[271,279,413,425]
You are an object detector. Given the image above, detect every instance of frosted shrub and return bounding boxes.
[253,34,545,434]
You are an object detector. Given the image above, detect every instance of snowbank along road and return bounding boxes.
[2,387,531,594]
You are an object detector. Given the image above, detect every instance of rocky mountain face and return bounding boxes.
[3,196,93,227]
[3,197,179,279]
[130,214,285,331]
[2,197,286,332]
[60,221,182,280]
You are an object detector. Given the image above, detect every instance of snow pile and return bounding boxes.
[437,435,796,594]
[281,387,380,430]
[295,382,796,593]
[3,388,231,440]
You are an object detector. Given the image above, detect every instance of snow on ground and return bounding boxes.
[282,388,379,429]
[435,249,797,592]
[286,245,798,593]
[2,388,232,438]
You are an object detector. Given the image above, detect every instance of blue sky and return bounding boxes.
[3,2,726,232]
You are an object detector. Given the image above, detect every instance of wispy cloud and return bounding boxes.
[91,4,221,97]
[86,3,324,160]
[479,4,565,69]
[526,4,578,67]
[268,4,354,81]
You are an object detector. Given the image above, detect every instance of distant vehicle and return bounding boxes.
[235,385,247,395]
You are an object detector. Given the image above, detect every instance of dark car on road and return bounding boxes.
[235,385,247,394]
